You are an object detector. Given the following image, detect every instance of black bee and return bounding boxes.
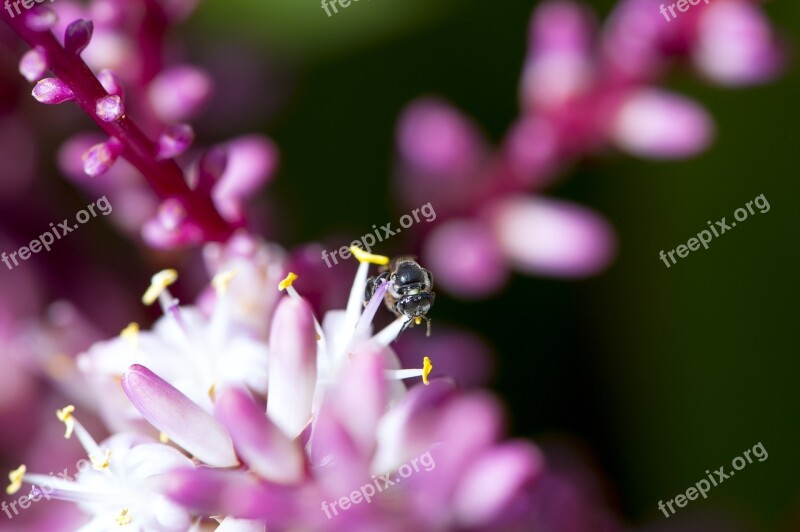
[364,256,435,337]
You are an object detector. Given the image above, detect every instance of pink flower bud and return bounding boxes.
[26,8,58,32]
[81,138,123,177]
[156,124,195,161]
[19,47,47,83]
[64,19,93,55]
[147,65,212,122]
[32,78,74,104]
[612,89,714,159]
[97,69,124,97]
[95,95,125,122]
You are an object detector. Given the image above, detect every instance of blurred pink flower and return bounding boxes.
[394,0,784,298]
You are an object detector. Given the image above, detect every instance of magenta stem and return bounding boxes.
[2,12,241,243]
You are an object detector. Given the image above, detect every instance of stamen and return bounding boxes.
[56,405,76,439]
[57,405,102,456]
[278,272,298,291]
[116,508,132,526]
[208,382,217,402]
[344,260,371,332]
[277,272,327,347]
[120,322,139,353]
[212,269,237,296]
[142,269,178,306]
[372,317,406,346]
[159,432,170,444]
[90,448,112,471]
[352,279,390,341]
[384,356,434,385]
[349,245,389,265]
[6,465,26,495]
[423,356,432,385]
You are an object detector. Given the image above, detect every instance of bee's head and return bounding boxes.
[396,292,433,318]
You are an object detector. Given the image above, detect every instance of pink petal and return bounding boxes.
[693,2,783,86]
[397,98,487,177]
[82,138,123,177]
[212,135,278,221]
[521,0,596,110]
[165,468,299,522]
[26,8,58,31]
[611,88,714,159]
[19,47,47,83]
[121,364,238,467]
[156,124,195,161]
[329,343,387,454]
[602,0,667,81]
[489,196,616,278]
[32,78,74,104]
[371,380,459,473]
[452,441,545,526]
[215,387,305,484]
[422,218,509,298]
[97,69,124,97]
[267,297,317,438]
[148,65,212,122]
[409,393,507,513]
[141,200,203,249]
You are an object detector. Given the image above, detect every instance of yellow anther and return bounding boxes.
[116,508,132,526]
[208,382,217,402]
[212,269,237,296]
[414,317,422,325]
[159,432,170,444]
[90,448,112,471]
[278,272,298,291]
[120,322,139,350]
[6,465,26,495]
[56,405,76,439]
[142,269,178,306]
[422,356,433,385]
[350,245,389,265]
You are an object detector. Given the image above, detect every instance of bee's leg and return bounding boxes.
[395,317,414,340]
[363,276,377,307]
[425,317,431,337]
[363,272,389,306]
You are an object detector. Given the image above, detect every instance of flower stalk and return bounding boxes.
[3,11,240,243]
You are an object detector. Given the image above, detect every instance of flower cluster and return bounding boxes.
[4,0,278,248]
[7,243,545,530]
[394,0,784,298]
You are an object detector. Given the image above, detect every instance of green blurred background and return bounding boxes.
[189,0,800,528]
